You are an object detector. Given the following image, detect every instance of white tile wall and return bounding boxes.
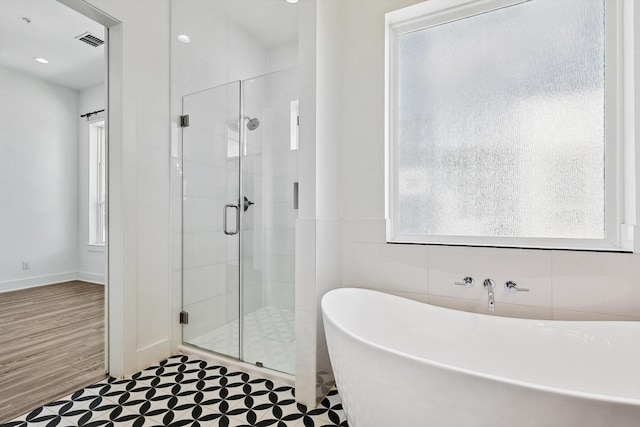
[428,295,554,320]
[428,245,552,309]
[553,309,640,322]
[182,161,228,199]
[552,251,640,317]
[182,295,228,342]
[182,197,223,233]
[341,242,428,294]
[182,232,227,269]
[183,263,227,305]
[339,221,640,320]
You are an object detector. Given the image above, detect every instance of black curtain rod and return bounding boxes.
[80,109,105,118]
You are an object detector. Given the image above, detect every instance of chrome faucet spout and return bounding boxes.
[483,279,495,312]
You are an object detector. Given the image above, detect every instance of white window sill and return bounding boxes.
[87,244,105,253]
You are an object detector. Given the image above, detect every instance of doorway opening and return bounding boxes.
[0,0,110,421]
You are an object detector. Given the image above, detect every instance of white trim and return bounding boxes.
[57,0,119,27]
[385,0,631,252]
[87,243,106,252]
[622,0,638,252]
[137,339,172,372]
[387,0,529,35]
[178,344,295,387]
[77,271,106,284]
[57,0,121,379]
[0,272,78,293]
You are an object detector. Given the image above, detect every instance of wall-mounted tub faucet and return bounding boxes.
[483,279,495,312]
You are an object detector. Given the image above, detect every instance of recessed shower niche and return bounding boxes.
[181,68,299,375]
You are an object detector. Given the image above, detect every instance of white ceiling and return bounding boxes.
[0,0,297,91]
[211,0,299,49]
[0,0,105,91]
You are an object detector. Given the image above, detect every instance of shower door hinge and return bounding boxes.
[180,115,190,127]
[179,311,189,324]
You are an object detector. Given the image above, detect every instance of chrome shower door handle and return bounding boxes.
[223,204,240,235]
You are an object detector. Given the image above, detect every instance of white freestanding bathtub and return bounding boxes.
[321,288,640,427]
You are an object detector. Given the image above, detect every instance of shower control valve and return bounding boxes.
[454,277,474,288]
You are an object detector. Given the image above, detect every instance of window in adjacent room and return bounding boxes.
[88,120,106,246]
[386,0,631,250]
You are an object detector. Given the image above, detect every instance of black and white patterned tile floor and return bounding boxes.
[3,355,348,427]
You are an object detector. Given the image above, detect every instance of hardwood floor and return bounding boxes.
[0,281,107,423]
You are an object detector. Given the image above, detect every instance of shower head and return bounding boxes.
[228,116,261,132]
[246,117,260,131]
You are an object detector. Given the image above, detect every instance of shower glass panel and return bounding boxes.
[241,69,298,374]
[181,68,298,376]
[182,81,241,358]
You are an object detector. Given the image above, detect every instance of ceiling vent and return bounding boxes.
[75,32,104,47]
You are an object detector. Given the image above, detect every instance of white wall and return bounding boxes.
[267,41,298,74]
[78,83,106,284]
[0,66,79,292]
[169,0,270,352]
[293,0,346,406]
[333,0,640,321]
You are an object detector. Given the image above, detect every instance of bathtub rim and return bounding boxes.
[321,287,640,407]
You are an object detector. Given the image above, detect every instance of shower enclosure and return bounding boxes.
[181,68,298,375]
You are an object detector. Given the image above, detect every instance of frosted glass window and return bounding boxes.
[393,0,607,245]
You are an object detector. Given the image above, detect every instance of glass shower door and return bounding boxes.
[181,82,241,358]
[181,69,298,374]
[241,69,298,374]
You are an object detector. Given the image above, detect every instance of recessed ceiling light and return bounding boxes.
[34,57,49,64]
[286,0,299,3]
[177,34,190,43]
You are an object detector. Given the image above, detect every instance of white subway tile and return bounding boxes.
[428,295,553,319]
[552,251,640,317]
[295,219,316,313]
[428,245,552,308]
[341,219,387,244]
[182,295,227,342]
[380,290,430,304]
[341,242,428,294]
[183,263,227,306]
[183,231,227,269]
[183,197,223,233]
[553,309,640,322]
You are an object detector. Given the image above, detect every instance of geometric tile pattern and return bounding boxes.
[190,307,296,375]
[3,354,348,427]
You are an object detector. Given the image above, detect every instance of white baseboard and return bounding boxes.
[77,271,105,285]
[0,272,78,293]
[136,339,172,372]
[0,271,105,293]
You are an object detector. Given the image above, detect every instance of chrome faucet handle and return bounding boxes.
[483,278,495,289]
[454,277,474,288]
[504,281,529,293]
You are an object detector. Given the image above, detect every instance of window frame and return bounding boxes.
[385,0,632,251]
[88,118,106,247]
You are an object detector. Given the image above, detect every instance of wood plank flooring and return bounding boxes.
[0,281,107,422]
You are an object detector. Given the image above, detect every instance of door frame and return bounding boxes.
[57,0,123,377]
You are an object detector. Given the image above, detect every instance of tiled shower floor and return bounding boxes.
[190,306,296,375]
[4,354,348,427]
